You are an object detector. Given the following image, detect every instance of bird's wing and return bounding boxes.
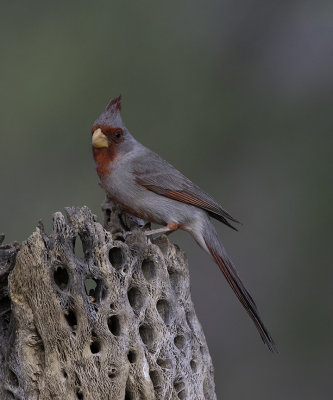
[133,151,239,230]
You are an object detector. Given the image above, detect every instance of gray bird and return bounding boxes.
[91,95,276,352]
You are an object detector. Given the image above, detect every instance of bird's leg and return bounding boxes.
[144,222,179,236]
[144,226,172,236]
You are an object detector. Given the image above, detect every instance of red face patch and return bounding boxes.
[92,125,124,144]
[92,126,124,178]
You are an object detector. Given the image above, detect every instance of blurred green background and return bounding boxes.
[1,1,332,398]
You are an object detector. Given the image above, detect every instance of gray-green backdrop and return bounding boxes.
[1,1,332,399]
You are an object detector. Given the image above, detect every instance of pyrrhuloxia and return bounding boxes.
[91,95,276,352]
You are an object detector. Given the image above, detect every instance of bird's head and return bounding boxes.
[91,95,135,176]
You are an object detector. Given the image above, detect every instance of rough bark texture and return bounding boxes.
[0,201,217,400]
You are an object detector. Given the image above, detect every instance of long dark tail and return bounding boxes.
[199,219,277,352]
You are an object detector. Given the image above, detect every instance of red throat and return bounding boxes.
[93,147,117,178]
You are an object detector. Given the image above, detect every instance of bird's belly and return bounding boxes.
[101,172,198,227]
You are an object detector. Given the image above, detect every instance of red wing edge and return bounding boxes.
[135,178,239,230]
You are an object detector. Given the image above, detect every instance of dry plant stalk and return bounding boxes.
[0,202,216,400]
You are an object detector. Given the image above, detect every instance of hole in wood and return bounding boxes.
[76,390,83,399]
[107,315,121,336]
[85,278,107,303]
[127,350,136,363]
[157,358,172,369]
[0,295,11,314]
[64,309,77,331]
[156,299,171,325]
[73,236,85,260]
[174,381,185,392]
[90,340,101,354]
[108,366,117,378]
[139,324,154,348]
[174,335,185,349]
[190,360,197,372]
[84,278,97,299]
[54,266,69,290]
[109,247,124,269]
[127,287,143,310]
[174,381,186,399]
[141,259,156,280]
[149,370,161,388]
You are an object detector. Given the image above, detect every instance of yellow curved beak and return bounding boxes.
[92,128,108,148]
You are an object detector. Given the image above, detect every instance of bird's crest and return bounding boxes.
[93,95,123,128]
[106,95,122,113]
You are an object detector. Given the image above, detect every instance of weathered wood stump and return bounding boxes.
[0,202,217,400]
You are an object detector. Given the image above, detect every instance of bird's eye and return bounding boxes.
[114,129,122,139]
